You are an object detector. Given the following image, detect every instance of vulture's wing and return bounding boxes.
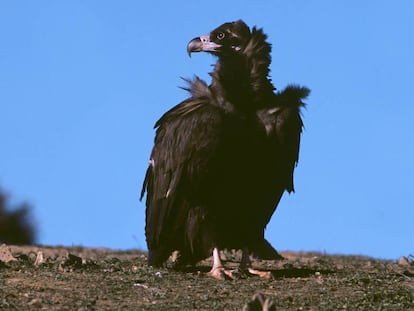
[256,85,309,225]
[260,85,309,192]
[141,78,224,251]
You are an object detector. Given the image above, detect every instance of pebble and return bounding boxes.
[0,244,17,263]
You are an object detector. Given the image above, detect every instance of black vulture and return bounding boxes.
[140,20,309,279]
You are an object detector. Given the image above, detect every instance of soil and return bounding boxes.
[1,244,413,310]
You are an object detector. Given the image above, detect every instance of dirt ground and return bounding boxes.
[1,244,413,310]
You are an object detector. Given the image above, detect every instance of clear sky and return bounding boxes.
[1,1,413,260]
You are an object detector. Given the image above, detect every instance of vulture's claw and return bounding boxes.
[207,266,235,280]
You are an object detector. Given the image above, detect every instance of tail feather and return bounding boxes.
[251,239,284,260]
[147,248,171,267]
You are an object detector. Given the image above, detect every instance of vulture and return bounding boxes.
[140,20,309,279]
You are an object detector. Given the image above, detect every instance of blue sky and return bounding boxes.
[1,1,413,260]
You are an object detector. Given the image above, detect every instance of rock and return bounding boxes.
[34,251,45,266]
[243,293,276,311]
[61,253,84,269]
[0,244,17,263]
[28,298,42,307]
[398,256,413,266]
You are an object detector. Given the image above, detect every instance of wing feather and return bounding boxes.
[255,85,309,229]
[141,80,225,251]
[258,85,309,192]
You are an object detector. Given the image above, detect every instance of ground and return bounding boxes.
[1,245,413,310]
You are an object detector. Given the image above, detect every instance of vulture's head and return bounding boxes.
[187,20,251,57]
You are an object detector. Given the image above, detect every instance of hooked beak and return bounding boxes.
[187,35,221,57]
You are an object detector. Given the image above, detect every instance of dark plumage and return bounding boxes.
[141,20,309,278]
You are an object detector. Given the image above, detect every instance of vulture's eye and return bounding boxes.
[217,32,225,40]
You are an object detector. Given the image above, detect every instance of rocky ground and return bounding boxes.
[1,244,413,310]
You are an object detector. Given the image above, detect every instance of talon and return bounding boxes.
[223,269,236,279]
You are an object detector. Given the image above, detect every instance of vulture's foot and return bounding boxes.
[232,266,272,279]
[207,247,236,280]
[214,266,272,279]
[207,266,235,280]
[245,267,272,279]
[239,248,273,278]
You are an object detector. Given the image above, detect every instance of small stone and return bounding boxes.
[155,271,162,278]
[34,251,45,266]
[28,298,42,306]
[0,244,17,263]
[243,293,276,311]
[65,253,83,268]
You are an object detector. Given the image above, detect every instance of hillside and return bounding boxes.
[1,245,413,310]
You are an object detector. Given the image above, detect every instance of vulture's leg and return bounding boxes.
[207,247,234,280]
[240,248,272,279]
